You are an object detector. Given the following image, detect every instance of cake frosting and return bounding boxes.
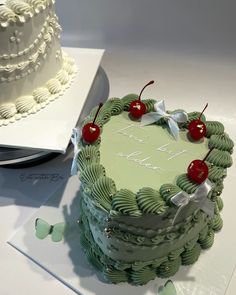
[76,95,234,285]
[0,0,77,126]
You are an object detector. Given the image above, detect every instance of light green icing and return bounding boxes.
[157,257,181,278]
[143,99,156,112]
[181,243,201,265]
[206,149,233,168]
[209,133,234,154]
[77,145,100,170]
[205,121,224,137]
[91,177,117,211]
[199,231,214,249]
[77,97,234,285]
[103,268,129,284]
[212,214,223,231]
[136,187,168,214]
[206,161,227,182]
[80,163,106,188]
[217,197,224,211]
[111,189,142,216]
[130,267,156,285]
[176,174,198,194]
[104,98,124,116]
[99,112,209,192]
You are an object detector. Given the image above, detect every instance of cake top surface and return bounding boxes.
[78,95,234,217]
[99,112,209,192]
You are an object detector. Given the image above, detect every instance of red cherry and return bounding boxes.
[188,119,206,140]
[82,103,103,143]
[82,123,100,143]
[187,148,214,184]
[188,103,208,141]
[130,100,147,118]
[187,160,208,184]
[129,80,154,119]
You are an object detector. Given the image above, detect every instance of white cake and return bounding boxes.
[0,0,77,126]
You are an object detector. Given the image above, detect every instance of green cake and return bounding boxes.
[76,93,233,285]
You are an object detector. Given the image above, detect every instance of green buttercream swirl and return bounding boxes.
[111,189,142,216]
[198,225,209,242]
[121,93,138,111]
[80,163,106,188]
[130,267,156,285]
[168,248,185,261]
[199,231,214,249]
[205,121,224,138]
[184,235,199,250]
[206,161,227,182]
[176,174,199,194]
[209,133,234,154]
[217,197,224,211]
[206,149,233,168]
[103,268,129,284]
[77,146,100,170]
[104,98,124,116]
[212,214,223,231]
[157,257,181,278]
[136,187,168,214]
[91,176,117,211]
[90,105,112,125]
[181,243,201,265]
[143,99,156,112]
[159,184,182,205]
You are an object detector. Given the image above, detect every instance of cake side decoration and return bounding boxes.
[171,179,214,225]
[141,100,188,140]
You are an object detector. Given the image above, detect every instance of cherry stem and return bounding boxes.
[138,80,155,101]
[93,103,103,124]
[198,103,208,121]
[201,147,214,165]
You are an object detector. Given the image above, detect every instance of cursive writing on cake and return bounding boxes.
[117,151,164,172]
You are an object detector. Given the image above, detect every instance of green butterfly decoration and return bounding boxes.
[35,218,66,242]
[159,280,177,295]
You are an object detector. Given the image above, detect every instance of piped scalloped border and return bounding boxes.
[0,51,77,127]
[0,0,55,28]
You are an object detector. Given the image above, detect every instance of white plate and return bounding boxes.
[0,47,104,153]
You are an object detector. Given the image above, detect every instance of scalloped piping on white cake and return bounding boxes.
[0,0,55,27]
[0,52,77,127]
[0,13,61,61]
[0,16,61,81]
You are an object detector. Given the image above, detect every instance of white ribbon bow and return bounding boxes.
[171,179,214,225]
[71,128,81,176]
[141,100,188,140]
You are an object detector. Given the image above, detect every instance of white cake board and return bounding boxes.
[0,47,104,153]
[8,174,236,295]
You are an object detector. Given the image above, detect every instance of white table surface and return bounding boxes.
[1,47,236,295]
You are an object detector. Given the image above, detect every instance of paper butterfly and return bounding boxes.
[35,218,66,242]
[159,280,177,295]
